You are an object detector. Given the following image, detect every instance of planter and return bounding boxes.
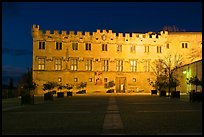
[189,91,202,102]
[151,90,157,95]
[67,91,73,96]
[171,91,180,98]
[159,90,166,97]
[21,93,34,105]
[57,92,64,98]
[106,89,114,93]
[76,90,86,94]
[44,92,54,101]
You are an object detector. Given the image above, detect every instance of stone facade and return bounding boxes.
[32,24,202,95]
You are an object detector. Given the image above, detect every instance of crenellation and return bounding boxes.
[61,30,67,35]
[77,31,82,36]
[96,29,100,33]
[125,33,130,37]
[69,31,75,35]
[108,30,112,33]
[54,30,59,35]
[85,32,90,36]
[118,33,124,37]
[102,29,107,33]
[45,30,51,35]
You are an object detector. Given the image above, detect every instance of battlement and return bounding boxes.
[32,24,168,39]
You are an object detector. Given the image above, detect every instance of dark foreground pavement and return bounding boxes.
[2,94,202,135]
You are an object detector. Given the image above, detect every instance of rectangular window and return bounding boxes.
[70,58,78,71]
[55,58,62,70]
[56,42,62,50]
[102,60,109,71]
[116,60,123,71]
[85,59,92,71]
[85,43,91,50]
[166,43,169,49]
[104,78,108,83]
[143,59,150,72]
[102,44,107,51]
[38,58,45,70]
[116,44,122,52]
[74,77,78,82]
[145,46,149,53]
[130,60,137,72]
[133,78,136,82]
[157,46,162,53]
[89,78,92,82]
[72,43,78,50]
[181,42,188,48]
[130,45,136,53]
[39,41,45,49]
[58,77,62,82]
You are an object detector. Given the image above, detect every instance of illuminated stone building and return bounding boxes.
[32,24,202,95]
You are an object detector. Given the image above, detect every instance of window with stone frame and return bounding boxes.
[85,59,92,71]
[130,59,137,72]
[39,41,45,49]
[102,59,109,71]
[55,58,62,70]
[116,60,123,71]
[38,58,45,70]
[70,58,78,71]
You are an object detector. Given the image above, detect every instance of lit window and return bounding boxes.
[89,78,92,82]
[74,77,78,82]
[85,59,92,71]
[38,58,45,70]
[102,60,109,71]
[130,60,137,72]
[58,77,62,82]
[70,58,78,71]
[116,60,123,71]
[133,78,136,82]
[143,59,150,72]
[55,59,62,70]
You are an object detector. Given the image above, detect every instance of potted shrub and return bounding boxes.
[43,81,57,101]
[105,81,115,93]
[187,76,202,102]
[64,84,73,96]
[57,84,64,98]
[76,82,87,94]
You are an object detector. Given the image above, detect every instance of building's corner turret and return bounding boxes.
[32,24,40,38]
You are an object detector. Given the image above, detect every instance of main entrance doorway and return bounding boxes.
[115,77,126,93]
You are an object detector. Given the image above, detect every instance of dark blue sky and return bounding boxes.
[2,2,202,84]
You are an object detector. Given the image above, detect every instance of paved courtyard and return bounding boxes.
[2,93,202,135]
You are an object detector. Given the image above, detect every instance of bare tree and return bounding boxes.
[148,53,183,95]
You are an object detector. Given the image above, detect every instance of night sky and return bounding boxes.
[2,2,202,85]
